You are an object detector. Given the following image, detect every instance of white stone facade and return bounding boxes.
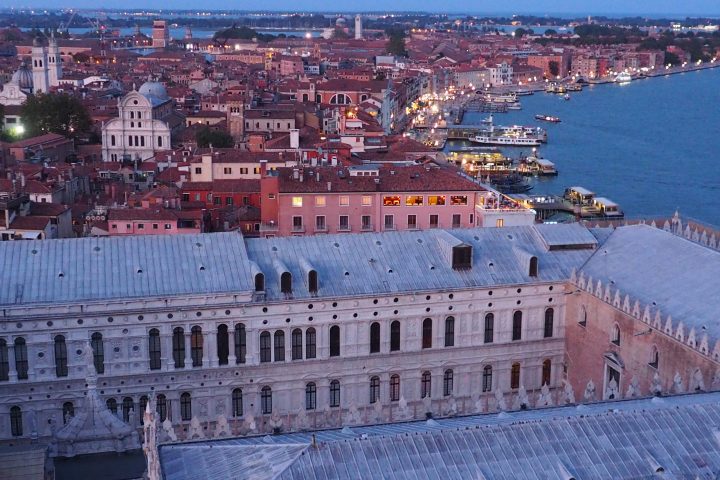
[0,284,565,442]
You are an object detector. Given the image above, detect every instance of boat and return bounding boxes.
[506,102,522,110]
[545,83,567,94]
[481,92,518,103]
[615,72,632,83]
[566,84,583,92]
[535,114,561,123]
[470,134,543,146]
[563,94,570,101]
[518,155,558,176]
[514,89,534,96]
[563,187,624,219]
[487,174,533,194]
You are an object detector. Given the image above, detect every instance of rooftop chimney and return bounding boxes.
[327,181,332,191]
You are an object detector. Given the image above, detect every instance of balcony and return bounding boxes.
[292,225,305,233]
[338,225,351,232]
[259,221,279,232]
[361,223,374,231]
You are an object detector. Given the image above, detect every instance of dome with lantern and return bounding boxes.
[138,81,169,104]
[11,62,34,92]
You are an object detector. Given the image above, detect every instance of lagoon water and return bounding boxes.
[460,67,720,225]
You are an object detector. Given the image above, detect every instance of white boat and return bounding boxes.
[470,134,543,146]
[482,92,518,103]
[615,72,632,83]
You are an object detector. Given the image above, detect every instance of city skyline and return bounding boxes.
[3,1,720,17]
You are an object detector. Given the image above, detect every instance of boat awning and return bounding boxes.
[536,159,555,167]
[594,197,618,207]
[569,186,595,196]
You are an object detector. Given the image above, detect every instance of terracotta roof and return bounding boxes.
[30,202,69,216]
[9,216,51,230]
[9,133,70,149]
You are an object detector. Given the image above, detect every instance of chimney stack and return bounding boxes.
[260,159,268,178]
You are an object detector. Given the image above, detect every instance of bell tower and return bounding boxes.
[31,37,50,94]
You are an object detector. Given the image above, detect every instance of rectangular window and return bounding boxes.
[407,214,417,229]
[240,168,249,174]
[428,195,446,206]
[405,195,424,206]
[315,196,326,207]
[164,224,172,230]
[450,195,468,205]
[214,196,221,205]
[496,218,505,227]
[383,195,401,206]
[138,223,144,230]
[292,216,303,231]
[260,334,271,363]
[195,167,202,174]
[362,195,372,206]
[384,215,394,230]
[194,193,201,201]
[152,224,158,230]
[361,215,372,230]
[226,197,233,205]
[315,215,326,231]
[452,214,461,228]
[292,197,303,207]
[470,213,475,224]
[430,214,439,228]
[223,167,232,174]
[339,215,349,231]
[339,195,350,206]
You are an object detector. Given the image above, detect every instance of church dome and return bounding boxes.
[11,62,33,91]
[138,81,169,101]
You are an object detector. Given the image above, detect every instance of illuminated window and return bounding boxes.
[405,195,424,206]
[315,196,326,207]
[496,218,504,227]
[428,195,446,206]
[383,195,401,206]
[450,195,468,205]
[291,197,303,207]
[339,195,350,206]
[361,195,372,206]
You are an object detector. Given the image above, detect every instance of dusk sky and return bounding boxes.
[9,0,720,16]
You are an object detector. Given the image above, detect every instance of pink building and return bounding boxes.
[259,164,485,236]
[279,55,305,76]
[107,208,203,235]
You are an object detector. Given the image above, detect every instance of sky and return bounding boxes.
[7,1,720,16]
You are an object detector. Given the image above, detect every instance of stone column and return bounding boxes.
[246,328,257,366]
[7,343,17,382]
[227,325,237,366]
[184,331,192,368]
[203,329,212,368]
[163,332,174,371]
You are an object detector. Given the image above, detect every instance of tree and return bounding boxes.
[20,93,92,140]
[548,60,560,77]
[196,127,234,148]
[545,29,557,36]
[664,51,681,66]
[514,28,528,38]
[385,28,408,57]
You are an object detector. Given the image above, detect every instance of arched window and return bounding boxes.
[510,363,521,389]
[260,331,271,363]
[482,365,493,392]
[650,346,659,369]
[484,313,494,343]
[330,380,341,407]
[330,93,351,105]
[444,317,455,347]
[14,338,28,380]
[62,402,75,424]
[529,256,538,277]
[172,327,185,368]
[542,359,552,386]
[305,382,317,410]
[512,311,523,341]
[180,392,192,421]
[234,324,247,364]
[254,272,265,292]
[261,386,272,414]
[191,326,203,367]
[306,328,316,359]
[106,398,118,414]
[292,328,303,360]
[422,318,432,349]
[421,371,432,398]
[91,332,105,374]
[579,305,587,327]
[139,396,149,424]
[308,270,318,294]
[369,376,380,404]
[390,321,401,352]
[370,322,380,353]
[390,374,400,401]
[10,406,22,436]
[274,331,285,362]
[443,369,454,396]
[329,325,340,357]
[158,136,163,148]
[111,134,116,146]
[611,324,621,346]
[148,329,161,370]
[54,335,68,377]
[280,272,292,295]
[232,388,243,417]
[0,339,8,381]
[122,397,134,422]
[217,324,229,365]
[156,394,167,422]
[544,309,554,338]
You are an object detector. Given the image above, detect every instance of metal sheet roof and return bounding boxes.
[244,226,596,301]
[0,233,255,306]
[159,392,720,480]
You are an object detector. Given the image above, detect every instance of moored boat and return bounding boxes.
[535,114,561,123]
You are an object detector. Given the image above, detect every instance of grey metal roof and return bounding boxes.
[159,391,720,480]
[244,225,596,301]
[0,233,254,306]
[579,224,720,342]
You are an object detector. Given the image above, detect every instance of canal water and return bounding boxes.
[458,67,720,225]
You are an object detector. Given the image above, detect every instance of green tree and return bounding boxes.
[545,29,557,36]
[514,27,528,38]
[385,28,408,57]
[20,93,92,139]
[196,127,234,148]
[664,51,681,66]
[548,60,560,77]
